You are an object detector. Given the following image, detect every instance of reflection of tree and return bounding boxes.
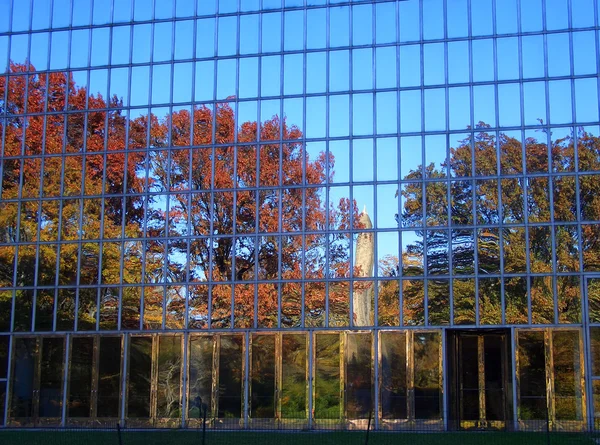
[0,62,366,330]
[390,122,600,325]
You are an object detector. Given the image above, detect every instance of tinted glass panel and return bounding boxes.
[68,337,94,419]
[218,335,243,419]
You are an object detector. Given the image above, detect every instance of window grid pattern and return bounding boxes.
[0,0,599,431]
[0,0,599,334]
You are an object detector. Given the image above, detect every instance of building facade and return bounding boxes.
[0,0,600,431]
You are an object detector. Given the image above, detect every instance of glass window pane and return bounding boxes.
[518,330,547,421]
[188,335,214,423]
[281,334,307,420]
[10,338,37,424]
[345,333,372,419]
[68,337,94,419]
[97,336,122,418]
[39,337,64,420]
[314,333,341,420]
[414,332,441,420]
[217,335,243,419]
[127,336,152,421]
[250,335,276,419]
[552,331,584,421]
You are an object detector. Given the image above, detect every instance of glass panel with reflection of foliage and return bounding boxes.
[281,334,307,419]
[218,335,243,419]
[345,333,372,419]
[414,332,441,419]
[314,333,341,420]
[250,334,276,419]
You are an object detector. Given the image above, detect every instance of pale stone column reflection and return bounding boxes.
[353,207,374,326]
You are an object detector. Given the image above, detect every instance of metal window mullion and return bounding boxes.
[300,4,307,330]
[324,3,332,329]
[161,2,178,332]
[277,3,285,332]
[111,21,128,333]
[308,330,313,429]
[538,0,559,327]
[251,5,264,334]
[183,0,199,336]
[419,0,427,328]
[545,329,556,428]
[582,0,600,431]
[466,0,480,327]
[490,0,507,327]
[231,6,244,330]
[58,333,70,426]
[515,0,532,327]
[207,2,219,330]
[2,333,14,427]
[396,0,403,328]
[15,0,35,333]
[511,327,519,430]
[243,332,249,428]
[407,330,415,421]
[442,0,450,427]
[139,9,156,330]
[120,334,129,426]
[370,0,378,427]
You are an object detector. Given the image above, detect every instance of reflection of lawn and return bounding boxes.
[0,430,596,445]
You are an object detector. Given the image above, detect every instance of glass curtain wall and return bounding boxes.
[0,0,598,431]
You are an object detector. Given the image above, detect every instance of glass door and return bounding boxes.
[447,330,511,430]
[67,335,123,425]
[9,336,65,426]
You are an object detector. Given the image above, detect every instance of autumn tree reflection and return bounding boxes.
[0,63,367,331]
[380,123,600,326]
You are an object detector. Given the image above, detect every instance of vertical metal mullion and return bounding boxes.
[541,0,560,327]
[232,8,241,328]
[243,332,249,428]
[162,2,177,332]
[277,5,285,332]
[441,0,450,429]
[407,330,415,422]
[59,333,70,426]
[252,4,262,334]
[582,5,599,429]
[324,3,332,328]
[151,334,158,423]
[371,0,378,339]
[90,0,105,333]
[466,0,479,327]
[396,0,403,328]
[511,327,519,430]
[21,0,35,334]
[340,331,345,422]
[139,2,155,330]
[300,3,307,330]
[419,0,428,328]
[2,335,13,426]
[491,0,506,327]
[441,327,448,430]
[120,335,128,426]
[515,0,532,327]
[307,330,313,429]
[477,334,486,425]
[207,3,219,331]
[180,332,187,428]
[91,335,100,419]
[112,22,128,334]
[211,335,219,421]
[545,329,555,429]
[275,333,281,426]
